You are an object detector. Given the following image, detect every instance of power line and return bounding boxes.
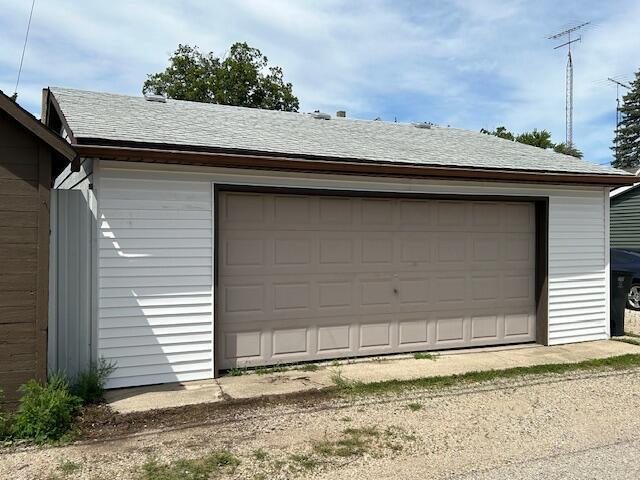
[13,0,36,98]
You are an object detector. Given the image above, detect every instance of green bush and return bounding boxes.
[72,358,116,405]
[11,374,82,443]
[0,389,11,440]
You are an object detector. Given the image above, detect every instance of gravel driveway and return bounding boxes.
[626,309,640,335]
[2,368,640,480]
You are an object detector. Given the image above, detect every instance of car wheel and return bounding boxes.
[628,284,640,310]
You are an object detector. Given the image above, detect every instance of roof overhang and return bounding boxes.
[75,143,637,187]
[611,183,640,198]
[0,89,77,163]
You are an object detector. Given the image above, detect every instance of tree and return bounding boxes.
[481,125,583,158]
[554,142,583,158]
[143,43,299,111]
[612,69,640,168]
[480,126,515,141]
[515,129,554,149]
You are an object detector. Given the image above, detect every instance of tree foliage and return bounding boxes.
[481,126,582,158]
[612,68,640,168]
[554,142,583,158]
[515,129,554,149]
[143,43,299,111]
[480,126,514,141]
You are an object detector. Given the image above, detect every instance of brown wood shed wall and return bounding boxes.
[0,110,51,404]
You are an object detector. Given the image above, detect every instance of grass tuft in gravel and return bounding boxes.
[407,402,423,411]
[413,352,436,360]
[57,459,81,474]
[255,365,289,375]
[253,448,268,461]
[298,363,320,372]
[288,453,317,470]
[139,450,239,480]
[330,369,363,392]
[333,353,640,396]
[313,426,380,458]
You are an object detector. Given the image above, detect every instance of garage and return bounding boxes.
[45,87,633,388]
[218,190,537,368]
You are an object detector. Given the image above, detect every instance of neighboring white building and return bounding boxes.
[44,87,634,389]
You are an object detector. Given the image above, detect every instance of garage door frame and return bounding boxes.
[213,184,549,375]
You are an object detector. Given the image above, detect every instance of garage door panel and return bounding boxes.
[398,199,431,225]
[218,193,536,368]
[435,316,465,343]
[224,331,262,359]
[472,202,502,229]
[471,315,499,340]
[223,193,266,224]
[272,328,309,356]
[436,235,467,264]
[319,197,353,224]
[317,325,351,352]
[471,233,501,263]
[436,201,469,228]
[398,319,429,345]
[505,203,535,232]
[360,323,392,349]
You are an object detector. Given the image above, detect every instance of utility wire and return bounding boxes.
[13,0,36,98]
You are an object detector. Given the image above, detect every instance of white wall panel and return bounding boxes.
[547,192,608,344]
[97,172,213,388]
[48,189,94,378]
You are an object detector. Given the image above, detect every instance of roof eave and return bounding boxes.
[0,89,77,163]
[74,143,636,187]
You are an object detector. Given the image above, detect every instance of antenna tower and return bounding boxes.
[548,21,590,148]
[607,77,631,160]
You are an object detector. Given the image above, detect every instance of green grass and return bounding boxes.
[330,369,363,392]
[407,402,423,411]
[139,450,239,480]
[615,337,640,346]
[255,365,289,375]
[297,363,320,372]
[57,459,81,475]
[624,331,640,338]
[331,353,640,396]
[313,426,380,458]
[288,453,317,470]
[253,448,268,461]
[226,363,320,377]
[413,352,436,360]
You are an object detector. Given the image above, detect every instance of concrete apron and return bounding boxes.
[105,340,640,414]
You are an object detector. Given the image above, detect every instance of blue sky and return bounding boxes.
[1,0,638,166]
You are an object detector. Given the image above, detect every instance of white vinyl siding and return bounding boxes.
[94,160,609,387]
[97,170,213,388]
[547,192,608,344]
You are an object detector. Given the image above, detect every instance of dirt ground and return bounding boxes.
[1,366,640,480]
[626,309,640,335]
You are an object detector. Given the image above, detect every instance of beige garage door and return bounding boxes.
[217,192,536,369]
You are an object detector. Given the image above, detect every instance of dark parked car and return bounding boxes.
[611,248,640,310]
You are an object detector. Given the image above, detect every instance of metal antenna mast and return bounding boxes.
[548,21,590,148]
[607,77,631,159]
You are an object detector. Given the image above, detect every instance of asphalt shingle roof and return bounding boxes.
[50,87,629,176]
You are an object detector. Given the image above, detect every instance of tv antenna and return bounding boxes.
[607,76,631,160]
[548,21,590,148]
